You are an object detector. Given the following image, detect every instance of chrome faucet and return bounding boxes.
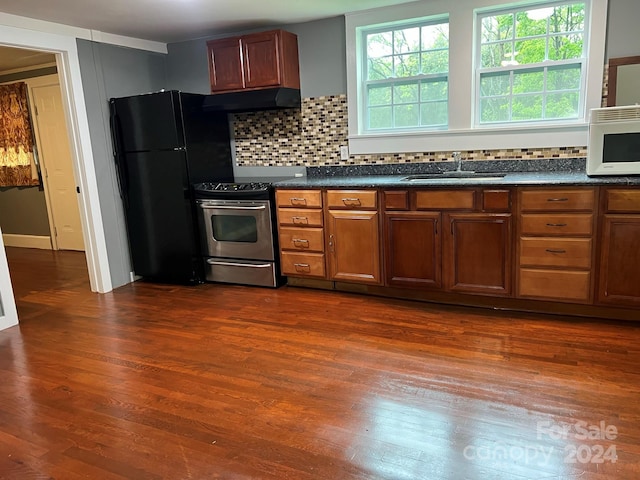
[452,151,463,172]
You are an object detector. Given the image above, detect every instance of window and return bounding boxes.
[361,19,449,132]
[477,2,586,125]
[345,0,608,154]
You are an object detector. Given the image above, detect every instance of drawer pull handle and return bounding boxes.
[292,216,309,225]
[547,197,569,202]
[342,198,361,206]
[329,234,335,253]
[292,239,310,248]
[545,248,567,254]
[293,263,311,273]
[290,197,307,206]
[546,223,568,227]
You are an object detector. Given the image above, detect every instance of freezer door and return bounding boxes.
[111,91,185,152]
[123,150,200,283]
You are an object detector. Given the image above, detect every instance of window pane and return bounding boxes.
[394,27,420,53]
[481,42,514,68]
[367,31,392,58]
[394,104,419,127]
[545,92,579,119]
[548,34,583,60]
[512,95,543,121]
[549,4,585,32]
[394,83,419,104]
[480,72,511,97]
[421,101,448,126]
[421,80,448,101]
[547,65,581,91]
[368,85,392,106]
[481,14,514,42]
[368,106,392,129]
[516,11,548,37]
[394,53,420,77]
[513,70,543,93]
[422,24,449,50]
[514,38,546,64]
[368,57,392,80]
[480,97,510,123]
[421,50,449,74]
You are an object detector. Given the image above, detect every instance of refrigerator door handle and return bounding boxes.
[109,102,129,207]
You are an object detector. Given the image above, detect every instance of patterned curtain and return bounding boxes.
[0,82,39,187]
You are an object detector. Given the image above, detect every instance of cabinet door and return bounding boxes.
[384,212,441,288]
[598,215,640,306]
[208,37,245,92]
[242,31,281,89]
[327,210,381,284]
[445,213,512,296]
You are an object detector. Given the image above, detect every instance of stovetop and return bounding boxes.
[194,181,272,193]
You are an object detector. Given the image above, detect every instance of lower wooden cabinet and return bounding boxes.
[326,209,381,284]
[598,215,640,306]
[384,212,441,288]
[445,213,512,296]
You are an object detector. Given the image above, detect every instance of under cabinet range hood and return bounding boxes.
[202,87,301,113]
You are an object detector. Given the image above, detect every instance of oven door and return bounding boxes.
[197,199,275,261]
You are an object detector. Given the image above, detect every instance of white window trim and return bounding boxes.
[345,0,608,155]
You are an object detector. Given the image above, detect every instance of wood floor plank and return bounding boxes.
[1,246,639,479]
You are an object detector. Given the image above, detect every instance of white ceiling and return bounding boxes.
[0,0,418,43]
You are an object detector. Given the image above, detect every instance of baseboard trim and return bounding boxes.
[2,234,52,250]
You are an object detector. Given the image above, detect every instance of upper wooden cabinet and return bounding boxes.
[207,30,300,93]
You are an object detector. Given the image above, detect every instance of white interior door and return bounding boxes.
[0,228,18,330]
[31,80,85,251]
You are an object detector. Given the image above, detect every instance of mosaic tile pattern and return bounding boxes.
[232,64,609,167]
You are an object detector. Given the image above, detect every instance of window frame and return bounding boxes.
[360,17,450,133]
[345,0,608,156]
[474,1,589,126]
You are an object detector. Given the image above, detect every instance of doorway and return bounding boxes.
[0,24,112,295]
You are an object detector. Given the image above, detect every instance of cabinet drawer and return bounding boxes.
[277,208,323,227]
[276,189,322,208]
[520,189,595,211]
[519,268,591,302]
[520,237,592,268]
[384,190,409,210]
[605,189,640,213]
[415,190,475,210]
[281,251,325,277]
[482,189,511,212]
[520,214,593,236]
[279,227,324,252]
[326,190,377,209]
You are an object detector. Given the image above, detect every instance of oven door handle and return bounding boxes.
[198,204,267,211]
[206,259,272,268]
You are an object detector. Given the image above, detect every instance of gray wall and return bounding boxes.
[0,186,49,235]
[76,40,167,288]
[606,0,640,59]
[166,16,346,98]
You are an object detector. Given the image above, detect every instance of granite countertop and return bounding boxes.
[273,159,640,189]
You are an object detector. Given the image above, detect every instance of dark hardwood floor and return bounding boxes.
[1,246,639,479]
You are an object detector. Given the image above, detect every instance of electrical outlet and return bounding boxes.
[340,145,349,160]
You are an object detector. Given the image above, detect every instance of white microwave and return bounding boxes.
[587,105,640,176]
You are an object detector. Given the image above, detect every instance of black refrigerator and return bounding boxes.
[109,90,233,284]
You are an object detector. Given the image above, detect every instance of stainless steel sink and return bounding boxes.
[402,172,506,181]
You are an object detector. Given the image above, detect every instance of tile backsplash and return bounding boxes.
[231,63,610,167]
